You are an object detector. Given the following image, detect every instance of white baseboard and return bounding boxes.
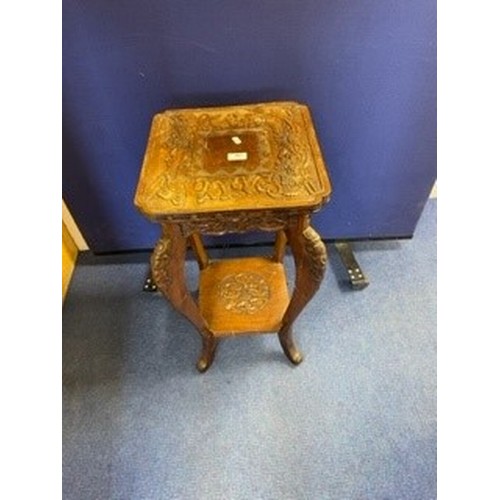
[430,182,437,199]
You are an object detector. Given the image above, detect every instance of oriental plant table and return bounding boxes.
[134,101,332,372]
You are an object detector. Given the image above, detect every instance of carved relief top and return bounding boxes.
[134,101,332,219]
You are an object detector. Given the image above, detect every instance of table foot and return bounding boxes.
[278,328,303,365]
[196,337,218,372]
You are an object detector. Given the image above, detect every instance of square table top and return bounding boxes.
[134,101,331,219]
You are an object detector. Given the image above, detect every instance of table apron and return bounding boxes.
[157,209,314,236]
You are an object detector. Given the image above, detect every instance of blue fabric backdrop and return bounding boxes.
[63,0,436,253]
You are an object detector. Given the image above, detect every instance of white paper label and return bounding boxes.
[227,152,248,161]
[231,136,242,145]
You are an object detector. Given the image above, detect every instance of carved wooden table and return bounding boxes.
[134,101,332,372]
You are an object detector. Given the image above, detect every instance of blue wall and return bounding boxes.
[63,0,436,253]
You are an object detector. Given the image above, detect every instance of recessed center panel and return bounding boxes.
[203,131,263,174]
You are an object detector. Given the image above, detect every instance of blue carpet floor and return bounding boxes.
[63,199,436,500]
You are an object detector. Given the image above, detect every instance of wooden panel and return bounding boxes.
[63,222,78,301]
[199,257,289,336]
[62,200,88,250]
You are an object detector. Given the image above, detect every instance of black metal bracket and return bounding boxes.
[143,270,158,292]
[334,241,369,290]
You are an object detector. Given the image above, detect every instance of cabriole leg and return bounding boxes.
[152,223,218,372]
[278,216,327,365]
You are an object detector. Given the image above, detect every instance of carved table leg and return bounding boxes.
[273,230,287,263]
[278,216,327,364]
[152,223,217,372]
[188,232,210,270]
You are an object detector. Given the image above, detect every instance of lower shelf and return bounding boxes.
[199,256,290,337]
